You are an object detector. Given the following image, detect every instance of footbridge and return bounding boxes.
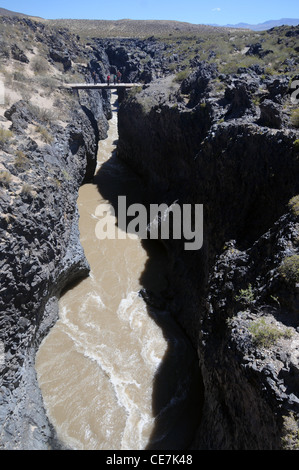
[66,83,142,91]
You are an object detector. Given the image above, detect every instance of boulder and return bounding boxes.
[11,44,29,63]
[224,79,254,118]
[259,99,283,129]
[246,43,273,58]
[4,100,34,133]
[180,62,218,107]
[49,48,72,71]
[267,77,290,101]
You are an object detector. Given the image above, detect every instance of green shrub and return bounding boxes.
[15,151,30,170]
[279,255,299,284]
[21,183,34,197]
[294,139,299,152]
[282,413,299,450]
[0,170,12,187]
[235,284,255,304]
[37,76,59,91]
[0,129,13,145]
[290,109,299,128]
[13,71,27,82]
[52,177,62,188]
[128,85,143,97]
[28,104,56,124]
[249,317,292,348]
[35,125,53,144]
[288,195,299,217]
[31,56,49,75]
[61,169,71,181]
[173,69,190,83]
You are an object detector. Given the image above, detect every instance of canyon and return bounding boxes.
[0,15,298,450]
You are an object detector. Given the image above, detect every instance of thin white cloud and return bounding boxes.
[212,8,221,11]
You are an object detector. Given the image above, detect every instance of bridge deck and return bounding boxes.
[67,83,142,90]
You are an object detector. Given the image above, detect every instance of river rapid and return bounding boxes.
[35,92,201,450]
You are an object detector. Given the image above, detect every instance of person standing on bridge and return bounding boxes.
[113,74,117,85]
[117,71,121,84]
[107,75,110,86]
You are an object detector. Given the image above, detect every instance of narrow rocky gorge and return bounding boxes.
[0,16,299,450]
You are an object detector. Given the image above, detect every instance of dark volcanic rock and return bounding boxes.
[93,37,190,83]
[0,14,116,448]
[259,99,283,128]
[49,47,72,71]
[246,42,274,58]
[11,44,29,63]
[4,100,34,133]
[181,62,218,108]
[267,77,290,101]
[117,72,299,449]
[0,25,111,447]
[224,79,255,118]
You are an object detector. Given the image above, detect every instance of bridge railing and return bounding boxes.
[66,83,142,90]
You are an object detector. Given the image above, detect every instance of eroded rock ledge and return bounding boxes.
[117,69,299,449]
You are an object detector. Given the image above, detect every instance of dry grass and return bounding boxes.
[48,18,233,39]
[0,128,13,144]
[47,19,299,77]
[35,125,53,144]
[0,170,12,186]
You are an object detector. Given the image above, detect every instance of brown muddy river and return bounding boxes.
[35,92,200,450]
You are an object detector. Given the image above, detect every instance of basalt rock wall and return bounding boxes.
[0,99,104,449]
[117,69,299,449]
[0,17,117,450]
[0,17,112,448]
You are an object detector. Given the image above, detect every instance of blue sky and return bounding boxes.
[1,0,299,24]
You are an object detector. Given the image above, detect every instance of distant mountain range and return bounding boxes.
[216,18,299,31]
[0,8,298,33]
